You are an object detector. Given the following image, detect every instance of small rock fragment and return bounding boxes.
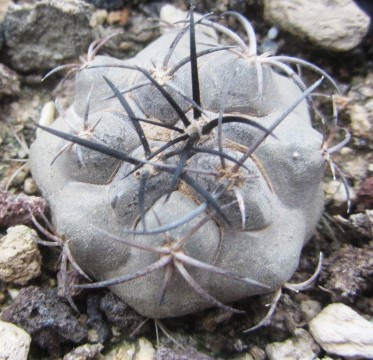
[342,156,369,185]
[3,0,93,72]
[7,288,20,301]
[155,347,214,360]
[99,292,146,335]
[0,320,31,360]
[0,63,20,98]
[106,8,129,26]
[265,328,320,360]
[63,343,104,360]
[264,0,371,51]
[322,244,373,299]
[1,286,87,357]
[300,300,322,322]
[333,211,373,242]
[105,338,156,360]
[160,4,191,33]
[134,338,155,360]
[345,72,373,149]
[247,345,266,360]
[350,103,372,138]
[160,4,217,40]
[89,9,108,27]
[86,294,110,344]
[0,225,42,285]
[127,13,158,43]
[356,177,373,212]
[0,190,48,228]
[324,179,354,210]
[104,340,136,360]
[23,177,38,195]
[196,309,233,332]
[309,303,373,359]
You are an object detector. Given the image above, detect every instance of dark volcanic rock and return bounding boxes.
[3,0,93,72]
[1,286,87,357]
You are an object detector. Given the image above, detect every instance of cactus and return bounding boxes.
[30,9,345,319]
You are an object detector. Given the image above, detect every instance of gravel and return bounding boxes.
[0,1,372,359]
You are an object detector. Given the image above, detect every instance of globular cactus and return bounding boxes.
[30,9,342,319]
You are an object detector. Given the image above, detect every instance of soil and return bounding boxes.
[0,1,372,359]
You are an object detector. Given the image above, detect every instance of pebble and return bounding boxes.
[342,156,369,185]
[347,73,373,147]
[89,9,108,27]
[350,103,371,138]
[154,346,215,360]
[309,303,373,358]
[159,4,189,31]
[7,288,20,301]
[0,190,48,228]
[265,328,320,360]
[324,179,355,210]
[1,286,87,357]
[300,299,322,322]
[248,345,266,360]
[134,338,156,360]
[63,343,104,360]
[0,320,31,360]
[106,8,129,26]
[0,225,41,285]
[105,338,155,360]
[0,63,20,98]
[3,0,93,72]
[23,177,38,195]
[356,177,373,212]
[160,4,217,40]
[264,0,371,51]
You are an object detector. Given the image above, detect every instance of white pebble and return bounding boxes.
[0,320,31,360]
[309,303,373,358]
[266,328,320,360]
[23,177,38,195]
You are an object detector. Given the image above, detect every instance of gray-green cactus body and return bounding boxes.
[30,20,326,318]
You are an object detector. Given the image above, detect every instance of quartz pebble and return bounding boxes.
[309,303,373,359]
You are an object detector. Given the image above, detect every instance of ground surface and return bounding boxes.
[0,1,372,359]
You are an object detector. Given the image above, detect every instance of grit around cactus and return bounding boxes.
[30,10,337,318]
